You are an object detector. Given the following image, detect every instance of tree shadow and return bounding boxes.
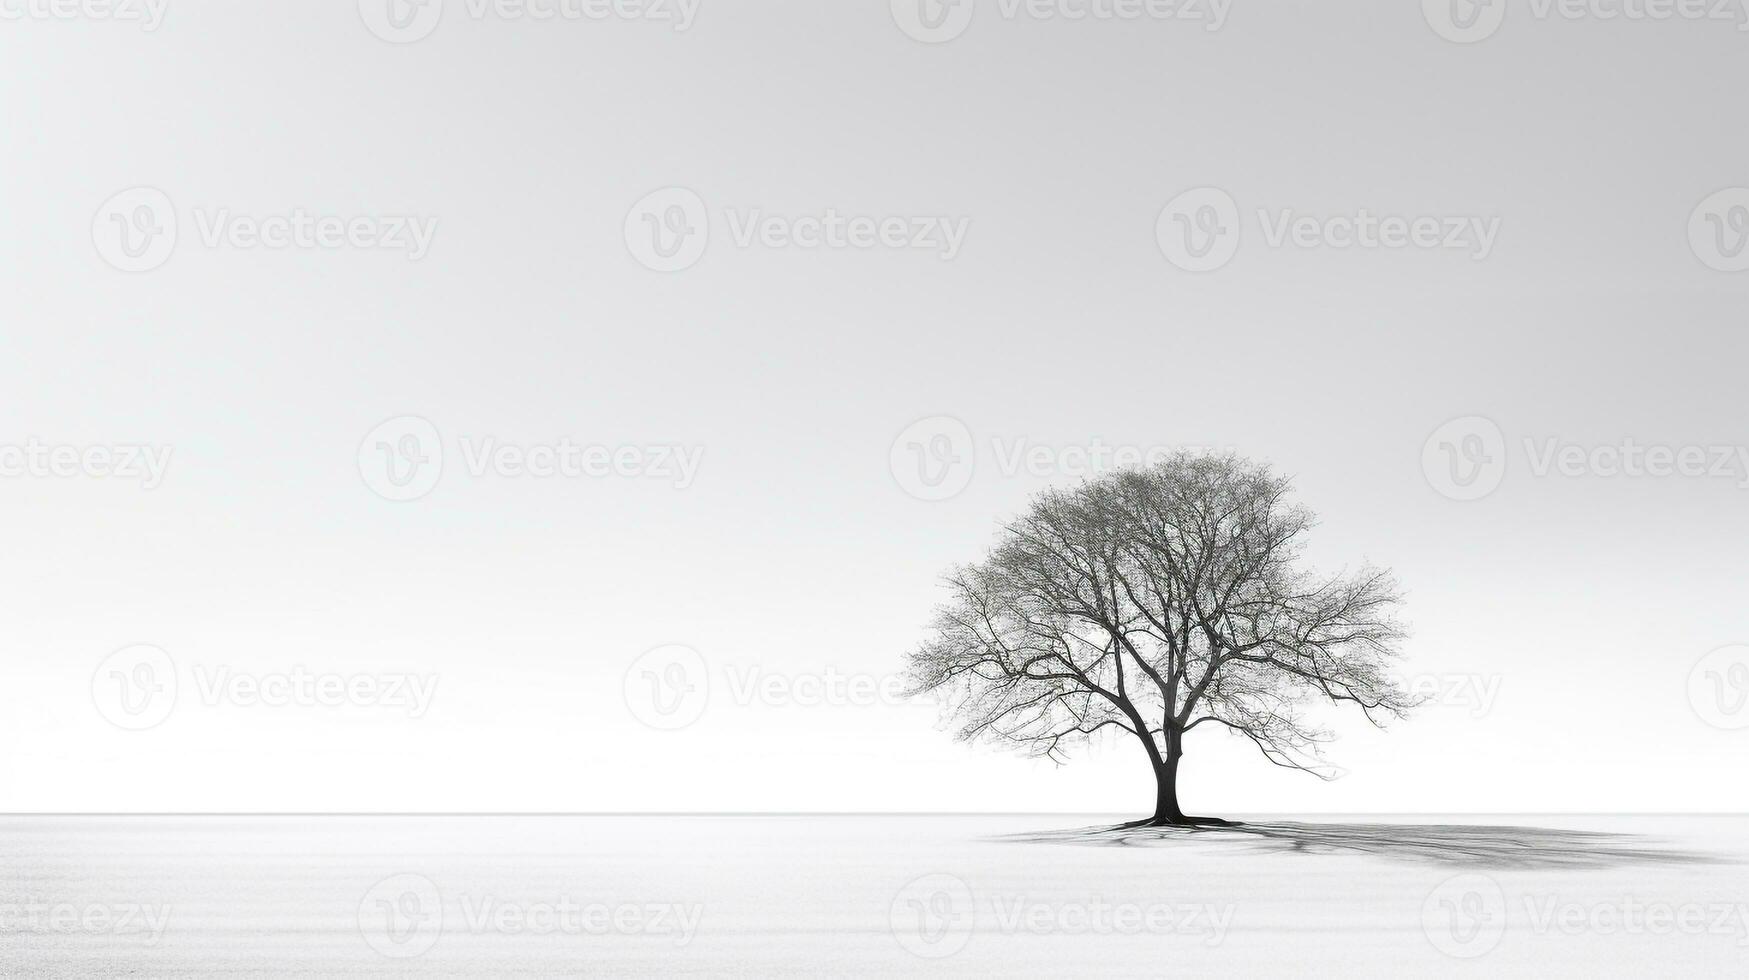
[1000,820,1726,870]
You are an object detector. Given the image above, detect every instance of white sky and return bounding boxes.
[3,2,1748,813]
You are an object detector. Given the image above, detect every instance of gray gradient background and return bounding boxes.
[2,1,1747,812]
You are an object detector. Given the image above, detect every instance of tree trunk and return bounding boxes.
[1152,752,1187,824]
[1126,728,1237,828]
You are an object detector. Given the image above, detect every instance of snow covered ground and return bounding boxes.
[0,814,1743,976]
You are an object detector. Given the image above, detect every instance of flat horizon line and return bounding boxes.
[5,811,1748,818]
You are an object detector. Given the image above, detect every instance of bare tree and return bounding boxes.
[905,453,1414,826]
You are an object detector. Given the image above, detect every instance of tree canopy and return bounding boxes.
[905,453,1414,824]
